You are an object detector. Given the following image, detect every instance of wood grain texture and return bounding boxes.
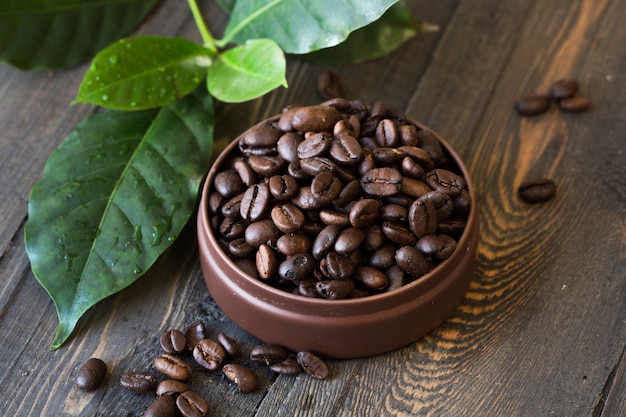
[0,0,624,416]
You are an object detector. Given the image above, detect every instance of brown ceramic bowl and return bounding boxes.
[197,114,478,359]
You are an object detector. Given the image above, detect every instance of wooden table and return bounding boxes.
[1,0,624,415]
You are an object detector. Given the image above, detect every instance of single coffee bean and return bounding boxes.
[330,134,363,165]
[349,198,381,228]
[400,177,431,198]
[380,204,408,222]
[298,132,332,158]
[395,246,430,277]
[332,179,361,209]
[233,159,258,188]
[300,156,336,176]
[250,344,288,365]
[75,358,107,391]
[361,167,402,196]
[193,338,226,371]
[291,105,342,132]
[276,233,311,255]
[425,169,465,196]
[235,258,259,279]
[401,156,426,179]
[317,69,345,100]
[287,160,308,181]
[277,132,302,163]
[268,174,299,201]
[207,192,224,215]
[515,94,551,116]
[298,278,318,297]
[311,172,342,204]
[156,379,189,397]
[518,178,557,203]
[417,129,444,162]
[240,183,271,222]
[418,190,454,221]
[315,279,355,299]
[271,204,306,233]
[176,391,209,417]
[375,119,399,147]
[245,219,281,248]
[550,79,578,99]
[144,395,177,417]
[324,251,356,280]
[256,243,277,280]
[558,96,590,112]
[319,209,351,227]
[381,221,418,246]
[452,189,472,214]
[120,371,158,393]
[214,170,245,198]
[437,218,467,238]
[408,199,438,238]
[399,123,419,146]
[334,227,366,254]
[357,147,377,176]
[160,329,187,355]
[312,225,341,259]
[369,244,397,269]
[279,253,315,280]
[398,145,435,171]
[217,332,241,358]
[222,364,259,393]
[228,238,255,258]
[238,122,281,154]
[363,224,385,251]
[386,265,405,291]
[269,358,302,375]
[297,351,330,380]
[291,186,323,210]
[221,192,244,218]
[416,234,457,260]
[185,321,207,350]
[354,266,389,290]
[154,353,193,381]
[219,217,246,240]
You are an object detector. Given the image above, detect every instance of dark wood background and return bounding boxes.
[1,0,624,415]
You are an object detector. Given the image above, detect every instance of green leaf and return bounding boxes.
[214,0,235,13]
[25,89,214,350]
[305,1,420,65]
[76,35,212,110]
[0,0,160,70]
[220,0,399,54]
[208,38,287,103]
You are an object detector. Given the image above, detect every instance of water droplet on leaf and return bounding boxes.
[101,94,109,102]
[108,55,118,64]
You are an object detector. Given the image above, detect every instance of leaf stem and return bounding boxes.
[187,0,217,52]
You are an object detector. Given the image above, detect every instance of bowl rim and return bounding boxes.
[198,116,477,308]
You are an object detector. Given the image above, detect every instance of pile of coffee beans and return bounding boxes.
[207,99,472,299]
[515,78,590,116]
[75,320,329,416]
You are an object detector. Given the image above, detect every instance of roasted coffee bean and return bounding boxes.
[315,279,355,299]
[452,189,472,214]
[219,217,246,240]
[214,170,245,198]
[176,391,209,417]
[208,192,224,215]
[240,183,270,222]
[354,266,389,290]
[145,395,177,417]
[291,105,342,132]
[399,145,435,171]
[437,218,467,238]
[386,265,405,291]
[373,147,405,165]
[300,156,335,176]
[550,79,578,99]
[401,156,426,179]
[228,238,255,258]
[332,179,361,209]
[419,190,454,220]
[330,134,363,165]
[558,96,590,112]
[515,94,551,116]
[334,227,366,254]
[375,119,398,147]
[193,339,226,371]
[395,246,430,277]
[218,332,241,358]
[380,204,408,222]
[277,105,301,131]
[268,174,299,201]
[401,177,431,198]
[287,160,308,181]
[408,198,438,238]
[256,243,277,280]
[319,209,350,227]
[279,253,315,280]
[297,351,330,380]
[426,169,465,196]
[291,186,322,210]
[154,353,193,381]
[363,225,385,251]
[416,129,444,162]
[156,379,189,397]
[310,172,342,204]
[250,344,288,365]
[271,204,306,233]
[382,221,417,245]
[369,244,397,269]
[245,219,281,247]
[160,329,187,355]
[277,132,302,163]
[518,178,557,203]
[269,358,302,375]
[221,192,244,218]
[233,159,258,187]
[317,70,345,100]
[297,132,332,158]
[298,278,318,297]
[276,233,311,255]
[348,198,381,228]
[235,258,259,279]
[75,358,107,391]
[239,123,281,153]
[185,321,207,350]
[399,123,419,146]
[120,371,158,393]
[312,225,341,259]
[248,155,285,176]
[325,251,356,279]
[416,234,457,260]
[223,364,259,393]
[361,167,402,196]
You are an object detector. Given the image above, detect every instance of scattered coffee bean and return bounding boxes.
[176,390,209,417]
[518,178,557,203]
[154,353,193,381]
[160,329,187,355]
[144,395,177,417]
[550,79,578,99]
[297,351,330,380]
[515,94,551,116]
[156,379,189,397]
[217,332,241,358]
[317,70,345,100]
[120,371,158,393]
[222,364,259,393]
[75,357,107,391]
[193,338,226,371]
[269,358,302,375]
[558,95,590,112]
[185,321,207,350]
[250,344,288,365]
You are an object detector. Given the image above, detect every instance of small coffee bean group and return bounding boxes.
[208,99,471,298]
[515,78,590,116]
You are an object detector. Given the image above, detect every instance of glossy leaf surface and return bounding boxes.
[221,0,399,54]
[0,0,160,70]
[76,36,212,110]
[25,90,214,349]
[207,38,287,103]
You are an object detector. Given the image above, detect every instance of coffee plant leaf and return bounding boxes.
[75,35,212,111]
[220,0,399,54]
[207,38,287,103]
[25,89,214,350]
[0,0,159,70]
[304,1,421,65]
